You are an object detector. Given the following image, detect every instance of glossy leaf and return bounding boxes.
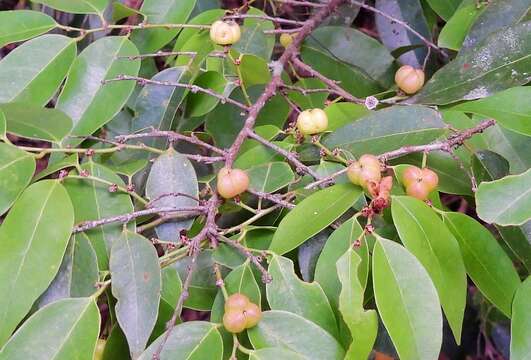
[247,162,295,193]
[0,180,74,346]
[0,10,56,48]
[139,321,223,360]
[233,8,275,59]
[323,105,446,156]
[131,0,197,53]
[30,0,108,14]
[412,21,531,104]
[482,123,531,175]
[110,231,161,358]
[161,267,183,309]
[269,184,362,255]
[64,161,134,269]
[476,168,531,226]
[186,71,226,117]
[57,36,140,140]
[146,149,199,242]
[324,103,370,132]
[442,212,520,317]
[0,298,100,360]
[0,34,76,106]
[438,0,483,50]
[266,254,338,338]
[451,87,531,136]
[298,231,329,282]
[425,0,461,20]
[336,249,378,359]
[172,9,224,52]
[248,311,345,359]
[248,348,305,360]
[0,103,72,143]
[372,237,442,360]
[511,277,531,360]
[392,196,466,342]
[0,142,35,215]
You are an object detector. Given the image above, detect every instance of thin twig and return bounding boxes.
[224,14,305,25]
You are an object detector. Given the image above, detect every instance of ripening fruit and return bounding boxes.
[347,154,382,188]
[243,302,262,328]
[225,293,250,312]
[223,310,247,333]
[296,108,328,135]
[406,181,431,201]
[217,167,249,199]
[394,65,425,94]
[93,339,106,360]
[401,166,439,200]
[402,166,423,188]
[280,33,294,48]
[210,20,241,45]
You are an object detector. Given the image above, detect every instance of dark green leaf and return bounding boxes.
[425,0,461,20]
[232,8,275,59]
[249,348,305,360]
[0,10,56,48]
[30,0,108,14]
[161,267,182,308]
[511,277,531,360]
[247,162,295,193]
[0,142,35,215]
[186,71,226,117]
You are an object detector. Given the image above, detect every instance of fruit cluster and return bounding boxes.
[217,167,249,199]
[210,20,241,45]
[222,293,262,333]
[401,165,439,200]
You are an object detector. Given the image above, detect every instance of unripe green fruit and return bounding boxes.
[210,20,241,45]
[243,302,262,328]
[395,65,425,94]
[296,108,328,135]
[223,310,247,333]
[280,33,294,48]
[347,154,381,188]
[224,293,250,312]
[217,167,249,199]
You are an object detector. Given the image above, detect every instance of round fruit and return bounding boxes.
[394,65,425,94]
[406,181,431,200]
[217,167,250,199]
[379,176,393,192]
[401,166,439,192]
[225,293,250,312]
[402,166,423,188]
[223,310,247,333]
[210,20,241,45]
[280,33,294,48]
[296,108,328,135]
[347,154,382,188]
[94,339,106,360]
[420,168,439,191]
[243,302,262,328]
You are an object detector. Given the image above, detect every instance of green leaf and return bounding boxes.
[233,8,275,59]
[0,142,35,215]
[314,218,367,310]
[425,0,461,20]
[247,162,295,193]
[0,103,72,143]
[496,224,531,273]
[0,180,74,346]
[146,149,199,242]
[269,184,362,255]
[476,168,531,226]
[472,150,510,184]
[451,87,531,136]
[57,36,140,140]
[324,103,370,132]
[0,34,76,106]
[248,311,345,359]
[442,212,520,317]
[139,322,223,360]
[411,21,531,105]
[110,231,161,358]
[323,105,446,157]
[30,0,108,14]
[249,348,305,360]
[336,249,378,359]
[266,255,338,338]
[172,9,224,52]
[0,298,100,360]
[64,162,134,270]
[0,110,5,140]
[186,71,226,117]
[511,277,531,360]
[482,123,531,175]
[372,236,442,360]
[287,78,327,110]
[161,267,183,308]
[0,10,56,48]
[33,154,78,182]
[131,0,197,53]
[438,0,483,50]
[391,196,466,342]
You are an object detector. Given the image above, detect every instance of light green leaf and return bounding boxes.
[269,184,362,255]
[172,9,224,52]
[0,180,74,346]
[336,249,378,359]
[247,162,295,193]
[372,236,442,360]
[248,310,345,359]
[511,277,531,360]
[0,103,72,143]
[476,168,531,226]
[0,10,56,48]
[0,142,35,215]
[438,0,483,50]
[232,8,275,60]
[323,105,446,157]
[391,196,466,342]
[425,0,461,20]
[57,36,140,140]
[249,348,305,360]
[110,231,161,358]
[146,149,199,242]
[0,110,5,140]
[0,34,76,106]
[324,102,370,132]
[30,0,108,14]
[0,298,100,360]
[131,0,197,53]
[266,255,338,338]
[442,212,520,317]
[161,267,182,309]
[139,321,223,360]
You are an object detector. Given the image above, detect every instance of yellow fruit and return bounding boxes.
[394,65,425,94]
[243,302,262,328]
[223,310,247,333]
[224,293,250,312]
[296,108,328,135]
[347,154,382,188]
[280,33,294,48]
[217,167,249,199]
[210,20,241,45]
